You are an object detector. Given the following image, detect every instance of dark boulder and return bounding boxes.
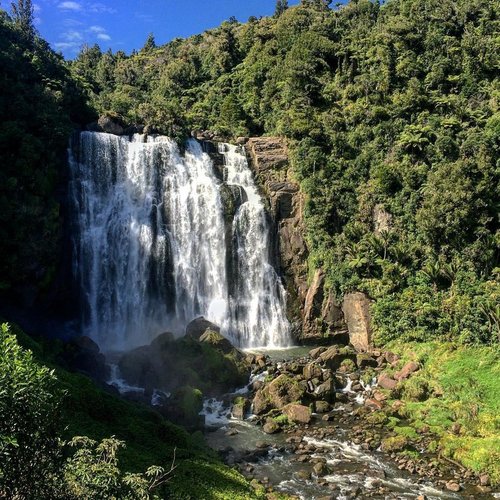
[97,115,125,135]
[185,316,220,340]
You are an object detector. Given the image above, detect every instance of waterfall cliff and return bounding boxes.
[69,132,290,350]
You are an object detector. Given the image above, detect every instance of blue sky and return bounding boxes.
[22,0,304,58]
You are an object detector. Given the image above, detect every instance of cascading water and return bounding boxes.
[69,131,290,351]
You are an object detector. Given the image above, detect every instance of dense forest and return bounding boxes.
[0,0,499,497]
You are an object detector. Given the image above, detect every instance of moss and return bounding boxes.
[394,426,419,440]
[272,414,289,426]
[400,376,430,402]
[365,411,388,426]
[340,358,356,372]
[381,435,409,453]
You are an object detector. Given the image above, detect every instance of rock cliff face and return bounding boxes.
[244,138,308,335]
[244,138,348,344]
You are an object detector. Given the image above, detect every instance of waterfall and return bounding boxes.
[69,131,290,350]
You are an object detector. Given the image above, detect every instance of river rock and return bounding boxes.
[356,353,378,369]
[342,292,372,352]
[445,481,461,492]
[314,379,336,404]
[315,401,330,413]
[283,404,311,424]
[378,373,398,390]
[313,461,328,476]
[395,361,420,380]
[319,346,356,371]
[303,361,323,380]
[231,397,250,420]
[185,316,221,340]
[252,388,272,415]
[263,420,280,434]
[309,346,327,359]
[266,374,305,409]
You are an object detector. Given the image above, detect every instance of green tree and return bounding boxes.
[0,323,62,498]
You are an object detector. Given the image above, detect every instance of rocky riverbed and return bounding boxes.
[201,347,498,499]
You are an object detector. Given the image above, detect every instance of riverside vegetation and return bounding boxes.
[0,0,499,497]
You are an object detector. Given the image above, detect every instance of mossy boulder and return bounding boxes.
[118,329,250,398]
[185,317,221,340]
[169,385,203,427]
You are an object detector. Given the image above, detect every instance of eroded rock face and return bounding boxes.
[245,138,349,343]
[245,138,308,333]
[342,292,373,352]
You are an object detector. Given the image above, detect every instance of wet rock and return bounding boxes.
[231,397,250,420]
[150,331,175,350]
[185,316,220,340]
[255,441,270,449]
[295,470,311,481]
[263,420,280,434]
[97,115,125,135]
[313,461,328,476]
[283,403,312,424]
[342,292,372,352]
[395,361,420,380]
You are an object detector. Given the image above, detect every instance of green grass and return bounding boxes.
[385,341,500,484]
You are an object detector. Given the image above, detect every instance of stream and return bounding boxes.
[201,348,496,500]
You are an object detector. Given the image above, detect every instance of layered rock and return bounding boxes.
[342,292,373,352]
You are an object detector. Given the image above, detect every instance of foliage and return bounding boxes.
[0,7,92,297]
[0,323,61,498]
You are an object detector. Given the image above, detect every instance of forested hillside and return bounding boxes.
[0,8,92,301]
[71,0,499,346]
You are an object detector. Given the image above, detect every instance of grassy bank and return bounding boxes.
[8,323,260,499]
[383,342,500,485]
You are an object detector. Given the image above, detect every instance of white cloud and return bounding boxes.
[53,41,80,50]
[89,3,116,14]
[62,29,83,41]
[33,4,42,13]
[97,33,111,41]
[58,1,82,11]
[89,25,105,33]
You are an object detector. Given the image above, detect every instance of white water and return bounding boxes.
[69,132,290,350]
